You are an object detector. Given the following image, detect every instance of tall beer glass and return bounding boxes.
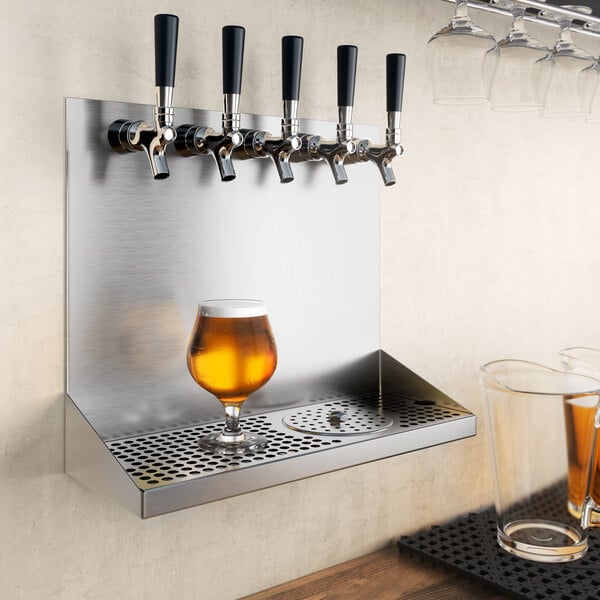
[187,299,277,454]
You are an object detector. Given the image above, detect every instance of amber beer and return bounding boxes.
[187,301,277,406]
[564,394,600,518]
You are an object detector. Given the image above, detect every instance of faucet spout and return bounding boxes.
[145,145,170,180]
[239,130,301,183]
[260,135,301,184]
[174,125,243,182]
[203,130,244,182]
[108,118,176,180]
[355,139,403,186]
[300,135,356,185]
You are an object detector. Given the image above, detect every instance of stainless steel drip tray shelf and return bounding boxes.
[66,391,476,518]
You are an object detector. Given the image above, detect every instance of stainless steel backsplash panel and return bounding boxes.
[66,98,382,441]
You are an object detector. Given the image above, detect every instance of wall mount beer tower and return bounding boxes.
[67,12,474,519]
[108,14,179,179]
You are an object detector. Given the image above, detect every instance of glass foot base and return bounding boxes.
[498,520,587,563]
[198,432,268,455]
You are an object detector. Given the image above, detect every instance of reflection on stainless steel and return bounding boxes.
[66,98,475,517]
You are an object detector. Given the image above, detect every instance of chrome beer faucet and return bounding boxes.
[108,14,179,180]
[296,45,358,185]
[175,26,245,181]
[237,36,303,183]
[351,54,406,186]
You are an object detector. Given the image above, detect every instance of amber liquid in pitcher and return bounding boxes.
[187,314,277,405]
[564,394,600,517]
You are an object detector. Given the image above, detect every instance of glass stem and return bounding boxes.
[510,7,527,41]
[223,403,243,436]
[558,17,573,46]
[453,0,471,26]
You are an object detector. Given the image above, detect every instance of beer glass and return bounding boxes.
[480,359,600,562]
[559,346,600,521]
[187,299,277,454]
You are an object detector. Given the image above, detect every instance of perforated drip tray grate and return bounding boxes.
[282,397,394,435]
[397,483,600,600]
[107,393,467,491]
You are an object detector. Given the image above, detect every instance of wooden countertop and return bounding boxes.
[242,545,510,600]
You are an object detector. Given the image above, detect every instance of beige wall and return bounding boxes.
[3,1,600,598]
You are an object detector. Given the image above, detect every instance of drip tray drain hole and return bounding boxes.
[282,401,394,436]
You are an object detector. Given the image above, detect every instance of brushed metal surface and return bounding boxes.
[65,396,142,515]
[66,98,381,441]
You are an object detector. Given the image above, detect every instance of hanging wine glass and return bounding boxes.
[425,0,499,105]
[489,0,551,111]
[536,5,599,118]
[583,18,600,122]
[588,79,600,121]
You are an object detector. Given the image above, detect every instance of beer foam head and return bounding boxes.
[199,299,268,318]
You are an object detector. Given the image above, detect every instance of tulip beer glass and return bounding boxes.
[187,299,277,454]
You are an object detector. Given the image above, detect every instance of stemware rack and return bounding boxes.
[441,0,600,36]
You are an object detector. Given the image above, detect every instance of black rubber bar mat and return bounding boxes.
[397,486,600,600]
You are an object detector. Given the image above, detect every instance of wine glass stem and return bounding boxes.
[510,7,526,35]
[558,18,573,45]
[223,403,243,436]
[454,0,469,19]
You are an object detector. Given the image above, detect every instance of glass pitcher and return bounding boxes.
[480,359,600,562]
[559,346,600,378]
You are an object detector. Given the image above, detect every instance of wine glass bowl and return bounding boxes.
[537,5,599,118]
[426,0,499,105]
[187,299,277,454]
[489,0,551,111]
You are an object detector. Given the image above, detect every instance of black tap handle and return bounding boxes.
[223,26,245,94]
[337,45,358,107]
[155,14,179,87]
[282,36,303,101]
[386,53,406,112]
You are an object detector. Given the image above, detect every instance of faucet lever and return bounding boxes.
[108,14,179,180]
[353,53,406,186]
[175,25,245,181]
